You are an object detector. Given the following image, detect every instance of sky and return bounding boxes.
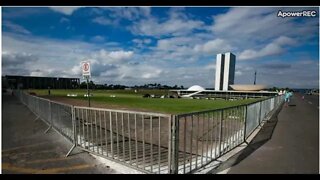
[1,7,319,89]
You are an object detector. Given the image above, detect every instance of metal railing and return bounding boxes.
[14,90,74,142]
[172,95,283,174]
[13,90,283,174]
[73,106,172,174]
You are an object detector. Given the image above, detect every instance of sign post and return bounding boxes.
[81,61,91,107]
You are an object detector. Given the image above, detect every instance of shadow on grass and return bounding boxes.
[208,105,283,174]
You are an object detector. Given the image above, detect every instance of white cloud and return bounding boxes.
[239,45,282,60]
[2,7,318,89]
[241,60,319,88]
[204,64,216,70]
[3,21,31,35]
[139,67,162,79]
[3,33,93,63]
[151,36,210,63]
[238,36,296,60]
[144,39,152,44]
[131,17,204,38]
[114,7,150,20]
[194,39,233,54]
[274,36,297,46]
[235,71,243,76]
[211,7,318,49]
[2,33,107,77]
[212,8,286,41]
[67,49,134,78]
[90,35,105,42]
[92,16,119,26]
[129,8,205,38]
[157,37,196,51]
[49,7,81,15]
[2,34,136,81]
[60,17,70,23]
[71,65,81,76]
[92,49,134,64]
[133,38,152,45]
[108,51,133,60]
[30,71,44,77]
[140,7,151,17]
[2,51,39,76]
[92,7,152,27]
[99,7,151,21]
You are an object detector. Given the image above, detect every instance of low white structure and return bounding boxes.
[181,85,206,98]
[187,85,205,91]
[67,93,78,97]
[229,85,267,91]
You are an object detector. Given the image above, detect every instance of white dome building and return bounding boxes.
[187,85,205,91]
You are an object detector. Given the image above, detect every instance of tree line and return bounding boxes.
[80,81,185,90]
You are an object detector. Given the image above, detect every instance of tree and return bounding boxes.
[89,81,95,89]
[80,82,87,89]
[80,81,95,89]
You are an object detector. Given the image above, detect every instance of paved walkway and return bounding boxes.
[218,93,319,174]
[2,92,117,174]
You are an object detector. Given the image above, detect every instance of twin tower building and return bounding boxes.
[214,52,236,91]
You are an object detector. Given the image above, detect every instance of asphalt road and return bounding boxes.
[302,94,319,109]
[225,93,319,174]
[2,92,117,174]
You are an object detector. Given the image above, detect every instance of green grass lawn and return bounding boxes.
[26,89,262,114]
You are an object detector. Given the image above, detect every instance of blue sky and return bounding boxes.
[2,7,319,88]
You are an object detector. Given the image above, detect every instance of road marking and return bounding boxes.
[217,167,231,174]
[2,140,58,153]
[2,163,39,174]
[25,156,77,164]
[308,101,313,104]
[2,149,57,157]
[39,164,94,174]
[2,163,94,174]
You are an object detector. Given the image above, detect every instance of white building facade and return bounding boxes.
[214,52,236,91]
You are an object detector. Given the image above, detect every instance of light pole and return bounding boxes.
[254,70,257,85]
[86,77,90,107]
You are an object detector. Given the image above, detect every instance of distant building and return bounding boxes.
[5,75,80,89]
[215,52,236,91]
[187,85,205,91]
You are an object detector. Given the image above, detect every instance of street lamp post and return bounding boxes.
[86,77,90,107]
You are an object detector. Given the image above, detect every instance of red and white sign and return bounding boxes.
[81,61,91,78]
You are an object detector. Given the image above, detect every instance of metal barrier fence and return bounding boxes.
[13,90,283,174]
[173,106,246,174]
[73,106,172,174]
[173,95,283,174]
[14,90,74,142]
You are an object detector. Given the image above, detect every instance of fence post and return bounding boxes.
[170,115,179,174]
[259,101,262,124]
[218,110,223,156]
[44,100,52,133]
[66,106,77,157]
[243,105,248,143]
